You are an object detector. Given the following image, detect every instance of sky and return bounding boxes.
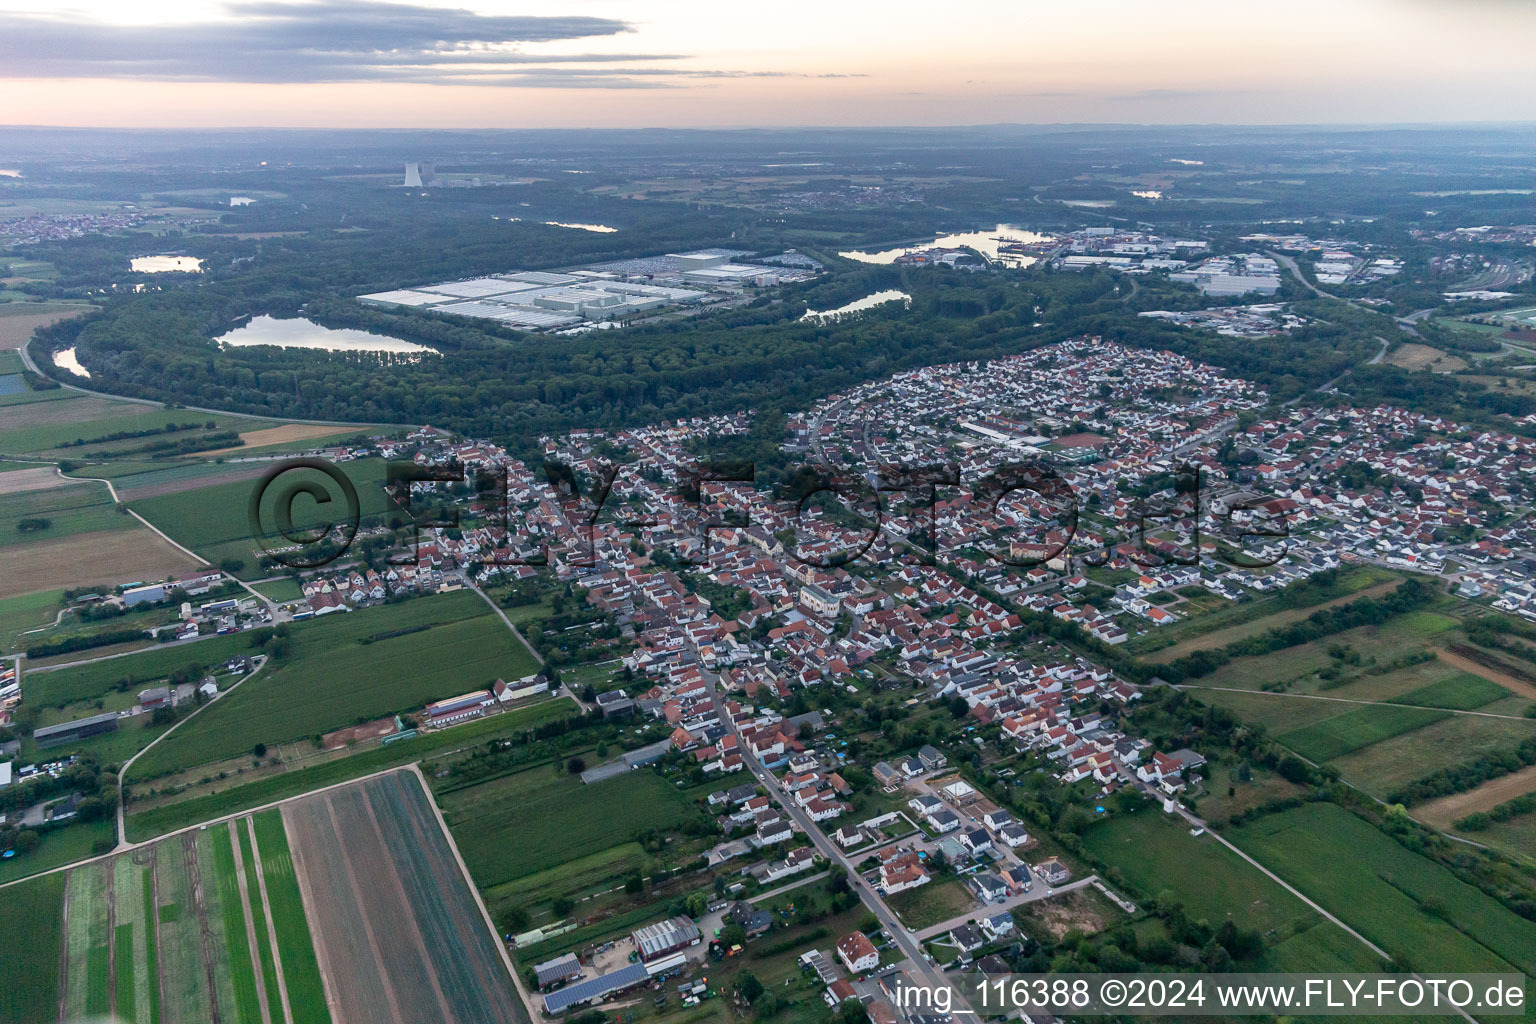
[0,0,1532,128]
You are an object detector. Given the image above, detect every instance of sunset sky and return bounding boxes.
[0,0,1531,128]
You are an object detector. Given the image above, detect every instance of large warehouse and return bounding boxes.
[358,249,816,333]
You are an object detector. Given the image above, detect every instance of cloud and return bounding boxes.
[0,1,696,85]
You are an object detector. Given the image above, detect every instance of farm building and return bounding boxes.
[631,917,702,966]
[542,962,649,1015]
[34,712,119,748]
[533,953,582,989]
[422,689,495,726]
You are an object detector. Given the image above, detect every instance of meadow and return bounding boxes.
[127,590,541,778]
[1081,806,1390,973]
[439,765,698,890]
[1232,803,1536,976]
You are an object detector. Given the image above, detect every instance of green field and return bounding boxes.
[1278,704,1451,762]
[0,871,65,1024]
[1233,803,1536,976]
[128,456,393,573]
[0,479,131,548]
[441,766,699,894]
[42,823,298,1024]
[0,587,65,648]
[252,810,331,1024]
[128,590,541,778]
[1394,671,1509,710]
[0,400,262,457]
[124,696,575,841]
[251,576,304,603]
[887,876,974,930]
[24,628,262,708]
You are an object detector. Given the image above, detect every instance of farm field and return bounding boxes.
[127,591,540,779]
[197,423,363,457]
[438,763,701,907]
[127,456,393,574]
[1232,803,1536,977]
[1416,763,1536,831]
[123,694,575,841]
[1138,568,1401,661]
[0,871,65,1024]
[1082,809,1358,956]
[281,770,528,1024]
[0,398,263,458]
[0,477,132,548]
[1183,610,1536,800]
[0,305,92,350]
[24,812,330,1024]
[0,526,201,601]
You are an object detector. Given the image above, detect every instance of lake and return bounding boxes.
[53,347,91,378]
[131,255,204,273]
[801,290,911,320]
[839,224,1050,267]
[217,316,438,355]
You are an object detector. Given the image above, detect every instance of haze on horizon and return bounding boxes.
[0,0,1531,129]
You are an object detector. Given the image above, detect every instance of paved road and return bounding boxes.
[115,655,269,848]
[694,667,983,1022]
[913,876,1096,941]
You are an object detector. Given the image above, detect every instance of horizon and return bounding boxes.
[0,0,1530,129]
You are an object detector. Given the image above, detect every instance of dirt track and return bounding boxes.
[1416,763,1536,828]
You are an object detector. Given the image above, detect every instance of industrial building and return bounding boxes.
[358,249,816,333]
[34,711,120,749]
[422,689,495,726]
[631,916,702,966]
[542,962,649,1015]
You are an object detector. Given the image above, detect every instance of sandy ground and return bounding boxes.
[322,718,399,751]
[1415,763,1536,829]
[1,526,199,600]
[1386,343,1467,373]
[196,424,352,457]
[0,465,80,495]
[0,308,92,350]
[1434,646,1536,701]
